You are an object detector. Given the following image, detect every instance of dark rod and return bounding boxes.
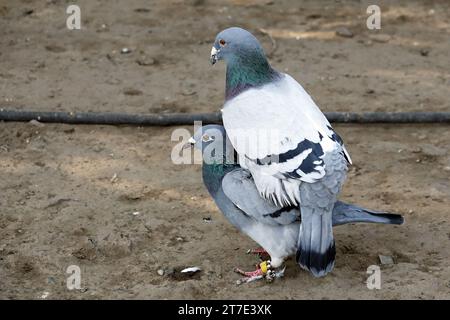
[0,109,449,125]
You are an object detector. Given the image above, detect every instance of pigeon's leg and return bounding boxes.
[234,261,286,284]
[234,261,270,283]
[234,266,265,278]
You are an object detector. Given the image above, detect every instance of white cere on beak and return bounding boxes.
[188,137,196,144]
[210,46,219,65]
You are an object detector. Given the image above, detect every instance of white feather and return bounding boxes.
[222,73,348,206]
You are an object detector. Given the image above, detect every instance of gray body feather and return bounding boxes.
[297,147,348,276]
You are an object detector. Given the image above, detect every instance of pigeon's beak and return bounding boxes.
[210,46,219,65]
[182,137,196,149]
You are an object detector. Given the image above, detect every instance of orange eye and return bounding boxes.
[219,39,226,46]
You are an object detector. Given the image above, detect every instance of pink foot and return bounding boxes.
[234,267,265,278]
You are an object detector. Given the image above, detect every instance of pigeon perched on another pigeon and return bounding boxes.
[188,125,403,282]
[210,27,356,277]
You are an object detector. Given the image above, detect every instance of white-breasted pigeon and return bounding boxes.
[210,27,354,277]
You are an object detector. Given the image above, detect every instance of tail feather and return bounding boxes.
[296,208,335,277]
[332,201,404,226]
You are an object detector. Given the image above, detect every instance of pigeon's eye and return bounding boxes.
[202,134,214,142]
[219,39,226,46]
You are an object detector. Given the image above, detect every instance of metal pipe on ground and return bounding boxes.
[1,109,450,125]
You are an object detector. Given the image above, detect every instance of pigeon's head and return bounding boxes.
[188,125,235,165]
[210,27,266,65]
[189,125,226,151]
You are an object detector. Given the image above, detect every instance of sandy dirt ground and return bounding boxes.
[0,0,449,299]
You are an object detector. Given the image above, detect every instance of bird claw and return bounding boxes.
[234,267,265,278]
[234,263,286,285]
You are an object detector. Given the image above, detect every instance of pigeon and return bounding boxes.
[210,27,361,277]
[188,125,403,281]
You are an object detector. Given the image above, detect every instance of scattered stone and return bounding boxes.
[106,53,116,64]
[443,166,450,172]
[45,44,66,53]
[110,173,118,183]
[420,49,429,57]
[379,255,394,265]
[29,119,45,127]
[336,27,353,38]
[134,8,151,13]
[34,161,45,167]
[181,90,197,96]
[23,9,34,16]
[64,128,75,134]
[203,217,212,223]
[123,88,143,96]
[121,47,131,54]
[365,89,375,94]
[45,198,72,209]
[132,211,140,216]
[306,13,322,19]
[136,57,156,66]
[165,268,175,276]
[157,269,165,276]
[369,34,391,43]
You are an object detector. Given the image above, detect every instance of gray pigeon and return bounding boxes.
[210,27,356,276]
[189,125,403,281]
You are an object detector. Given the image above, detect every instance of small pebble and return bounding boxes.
[136,57,156,66]
[379,255,394,265]
[29,119,45,127]
[121,47,131,54]
[157,269,164,276]
[420,49,429,57]
[336,27,353,38]
[110,173,118,183]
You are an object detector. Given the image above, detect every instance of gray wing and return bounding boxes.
[222,168,300,226]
